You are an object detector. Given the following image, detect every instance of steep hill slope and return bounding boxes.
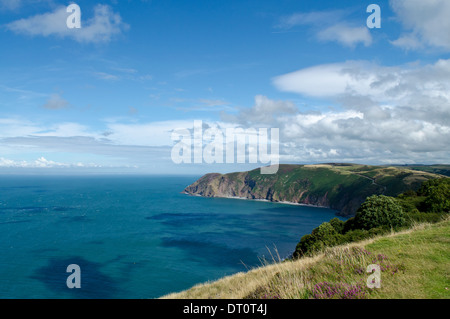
[184,164,442,216]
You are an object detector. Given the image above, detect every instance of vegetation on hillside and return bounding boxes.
[293,178,450,258]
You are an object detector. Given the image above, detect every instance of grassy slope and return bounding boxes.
[400,164,450,177]
[161,217,450,299]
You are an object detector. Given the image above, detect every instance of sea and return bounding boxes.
[0,174,342,299]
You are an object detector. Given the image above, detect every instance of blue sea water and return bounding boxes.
[0,175,342,299]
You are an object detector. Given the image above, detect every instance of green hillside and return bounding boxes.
[398,164,450,177]
[184,163,443,216]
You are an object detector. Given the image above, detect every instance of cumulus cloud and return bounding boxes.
[223,59,450,164]
[273,59,450,115]
[5,4,128,43]
[222,95,297,126]
[390,0,450,51]
[273,61,370,98]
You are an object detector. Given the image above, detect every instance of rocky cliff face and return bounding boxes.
[184,170,363,215]
[184,171,330,205]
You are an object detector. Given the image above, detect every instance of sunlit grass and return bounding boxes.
[161,218,450,299]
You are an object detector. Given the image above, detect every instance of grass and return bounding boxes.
[161,217,450,299]
[365,221,450,298]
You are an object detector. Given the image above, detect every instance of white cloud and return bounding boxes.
[273,59,450,113]
[94,72,120,81]
[5,4,128,43]
[0,118,186,171]
[105,120,203,147]
[390,34,423,51]
[0,156,102,168]
[317,24,372,48]
[273,62,362,97]
[0,117,44,137]
[222,95,297,126]
[0,116,207,149]
[35,122,96,138]
[276,10,373,48]
[390,0,450,51]
[277,10,344,30]
[0,0,21,10]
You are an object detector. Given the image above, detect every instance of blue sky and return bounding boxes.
[0,0,449,174]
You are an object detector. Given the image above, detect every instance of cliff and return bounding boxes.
[184,164,442,216]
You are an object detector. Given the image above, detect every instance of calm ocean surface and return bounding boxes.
[0,175,342,298]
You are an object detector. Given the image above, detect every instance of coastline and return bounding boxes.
[183,192,334,210]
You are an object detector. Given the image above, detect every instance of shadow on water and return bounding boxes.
[257,205,337,214]
[31,256,120,299]
[58,215,92,223]
[0,220,32,225]
[146,212,222,226]
[147,212,260,230]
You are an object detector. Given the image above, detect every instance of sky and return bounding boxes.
[0,0,449,174]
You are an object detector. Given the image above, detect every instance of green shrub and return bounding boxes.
[417,178,450,213]
[329,217,345,234]
[342,217,357,233]
[354,195,406,230]
[294,222,344,257]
